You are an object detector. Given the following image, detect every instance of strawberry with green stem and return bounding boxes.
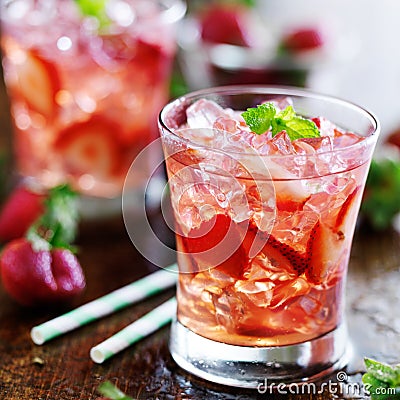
[0,184,85,306]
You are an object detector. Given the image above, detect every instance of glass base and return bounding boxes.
[169,320,351,388]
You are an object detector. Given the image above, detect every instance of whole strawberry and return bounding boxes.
[0,184,86,306]
[0,184,45,243]
[280,27,325,54]
[199,2,255,47]
[0,239,85,306]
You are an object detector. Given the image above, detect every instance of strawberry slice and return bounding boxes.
[306,222,343,285]
[335,186,360,230]
[54,116,123,180]
[15,48,60,118]
[0,185,45,243]
[199,4,254,47]
[179,213,246,278]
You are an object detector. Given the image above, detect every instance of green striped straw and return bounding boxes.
[30,266,177,345]
[90,297,176,364]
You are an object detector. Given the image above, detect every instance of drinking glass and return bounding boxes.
[158,86,379,387]
[0,0,185,201]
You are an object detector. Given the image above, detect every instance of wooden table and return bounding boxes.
[1,58,400,400]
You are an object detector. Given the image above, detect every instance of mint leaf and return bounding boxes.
[272,106,320,140]
[98,381,134,400]
[27,184,79,249]
[241,102,320,140]
[74,0,110,28]
[364,358,400,386]
[362,358,400,400]
[241,103,276,135]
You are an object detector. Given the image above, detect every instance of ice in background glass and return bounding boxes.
[0,0,185,198]
[159,86,379,387]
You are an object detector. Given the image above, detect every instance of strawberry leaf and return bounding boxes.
[241,102,320,140]
[27,184,79,249]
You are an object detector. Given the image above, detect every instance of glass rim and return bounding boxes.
[159,85,380,159]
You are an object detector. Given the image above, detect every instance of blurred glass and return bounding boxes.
[0,0,185,200]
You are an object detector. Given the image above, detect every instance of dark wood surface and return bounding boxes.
[1,54,400,400]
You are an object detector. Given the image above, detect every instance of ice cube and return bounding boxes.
[270,277,311,308]
[271,211,319,252]
[248,255,298,282]
[213,116,240,134]
[186,99,227,129]
[234,280,275,308]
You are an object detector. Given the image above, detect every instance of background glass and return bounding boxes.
[0,0,185,200]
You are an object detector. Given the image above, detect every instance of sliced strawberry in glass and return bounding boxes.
[54,116,123,180]
[15,48,60,118]
[179,213,246,278]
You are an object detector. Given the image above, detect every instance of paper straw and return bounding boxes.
[31,266,177,345]
[90,297,176,363]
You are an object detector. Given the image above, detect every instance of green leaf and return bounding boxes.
[361,159,400,230]
[235,0,256,7]
[97,381,134,400]
[241,103,276,135]
[362,373,393,400]
[241,103,320,140]
[74,0,110,29]
[364,358,400,386]
[27,184,79,249]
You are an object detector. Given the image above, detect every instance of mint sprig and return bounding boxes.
[97,381,134,400]
[74,0,110,29]
[27,184,79,250]
[362,358,400,399]
[241,102,320,140]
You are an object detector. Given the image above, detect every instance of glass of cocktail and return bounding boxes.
[0,0,185,200]
[158,86,379,387]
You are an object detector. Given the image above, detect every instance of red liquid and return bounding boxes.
[166,149,368,347]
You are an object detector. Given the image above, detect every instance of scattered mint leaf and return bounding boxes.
[364,358,400,386]
[241,103,276,135]
[362,358,400,400]
[241,102,320,140]
[27,184,79,250]
[97,381,134,400]
[74,0,110,29]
